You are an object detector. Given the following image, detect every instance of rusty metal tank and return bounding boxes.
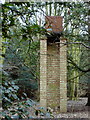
[45,16,63,33]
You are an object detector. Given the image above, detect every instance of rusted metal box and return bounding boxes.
[45,16,63,33]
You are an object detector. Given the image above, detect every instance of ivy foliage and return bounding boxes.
[1,71,53,119]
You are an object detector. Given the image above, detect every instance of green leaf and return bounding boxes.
[4,82,8,86]
[26,100,33,106]
[5,115,12,120]
[13,85,19,90]
[11,81,15,85]
[12,94,18,99]
[46,112,51,117]
[8,87,14,92]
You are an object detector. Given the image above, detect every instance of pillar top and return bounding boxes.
[45,16,63,33]
[40,35,67,44]
[40,35,47,40]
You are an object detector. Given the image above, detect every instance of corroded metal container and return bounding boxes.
[45,16,63,33]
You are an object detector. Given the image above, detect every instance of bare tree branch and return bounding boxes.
[67,42,90,49]
[68,56,90,73]
[55,41,90,49]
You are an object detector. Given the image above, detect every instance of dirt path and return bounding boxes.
[54,98,89,118]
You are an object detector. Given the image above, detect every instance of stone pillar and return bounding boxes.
[40,37,47,108]
[60,38,67,112]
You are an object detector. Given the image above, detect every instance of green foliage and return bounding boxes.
[3,40,40,99]
[1,72,53,119]
[2,80,19,109]
[1,72,27,119]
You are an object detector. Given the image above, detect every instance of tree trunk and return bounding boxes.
[86,93,90,106]
[86,1,90,106]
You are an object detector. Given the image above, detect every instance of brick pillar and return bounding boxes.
[40,37,67,112]
[40,37,47,108]
[47,43,60,110]
[60,38,67,112]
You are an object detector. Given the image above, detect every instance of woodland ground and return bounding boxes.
[0,97,89,119]
[54,97,89,119]
[28,97,89,119]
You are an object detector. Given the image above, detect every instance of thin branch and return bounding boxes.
[67,42,90,49]
[68,57,90,73]
[55,41,90,49]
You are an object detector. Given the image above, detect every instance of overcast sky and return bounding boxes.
[0,0,5,4]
